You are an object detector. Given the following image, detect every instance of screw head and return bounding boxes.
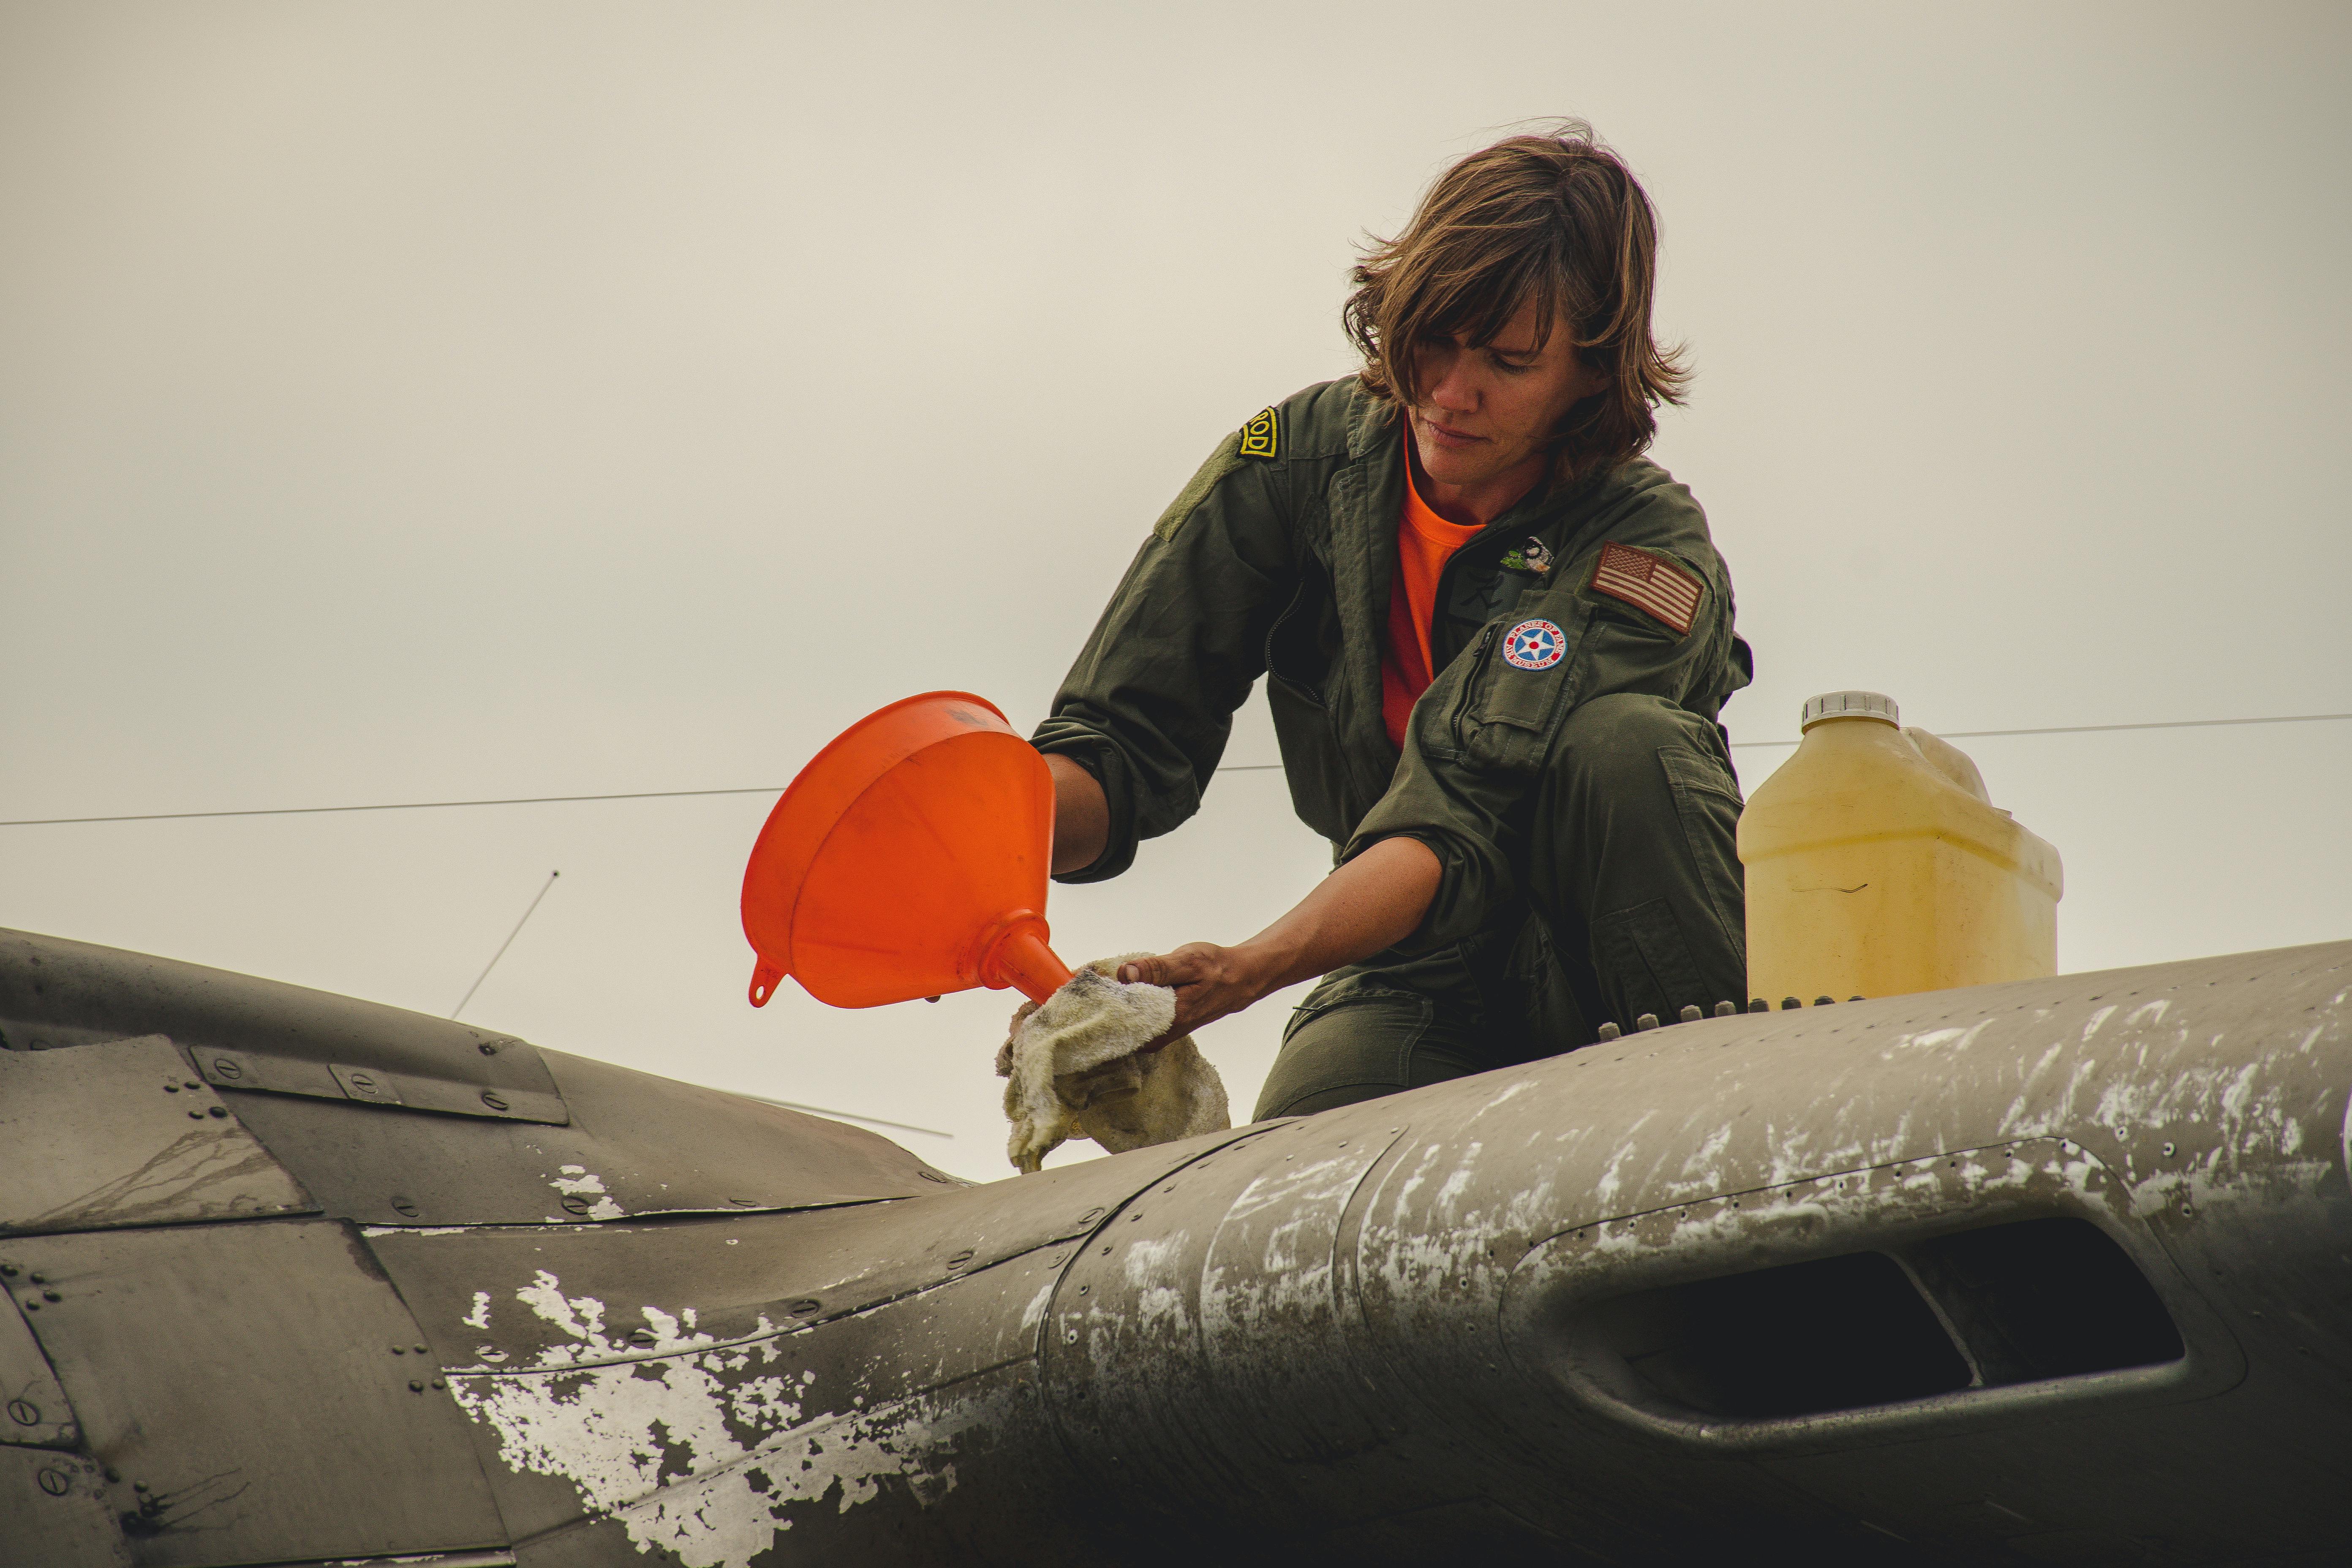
[211,1057,242,1079]
[560,1196,592,1216]
[7,1399,39,1426]
[480,1091,510,1111]
[2162,1141,2177,1157]
[389,1196,420,1218]
[36,1467,69,1496]
[789,1299,820,1317]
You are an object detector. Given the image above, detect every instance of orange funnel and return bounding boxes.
[740,692,1076,1010]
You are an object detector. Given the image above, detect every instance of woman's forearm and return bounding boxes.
[1229,837,1440,992]
[1116,836,1442,1038]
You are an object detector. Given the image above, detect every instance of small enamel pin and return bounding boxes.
[1500,537,1554,576]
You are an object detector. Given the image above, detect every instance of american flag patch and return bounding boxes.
[1589,541,1702,636]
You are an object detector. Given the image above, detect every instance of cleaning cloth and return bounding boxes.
[996,954,1230,1173]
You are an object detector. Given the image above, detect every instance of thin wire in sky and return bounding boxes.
[451,870,560,1020]
[0,711,2343,824]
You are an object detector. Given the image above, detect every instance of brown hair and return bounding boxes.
[1344,122,1688,483]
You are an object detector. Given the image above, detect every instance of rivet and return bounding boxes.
[188,1110,204,1119]
[7,1399,38,1425]
[208,1106,228,1119]
[104,1468,120,1483]
[478,1041,499,1055]
[392,1346,406,1354]
[1077,1284,1089,1294]
[22,1299,37,1312]
[37,1467,69,1496]
[28,1274,44,1285]
[2161,1142,2176,1157]
[409,1380,425,1392]
[132,1481,147,1493]
[414,1344,426,1354]
[0,1266,13,1277]
[1635,1014,1659,1032]
[41,1290,59,1303]
[480,1092,510,1111]
[1679,1005,1702,1024]
[184,1081,201,1090]
[164,1084,180,1093]
[1065,1329,1078,1343]
[433,1377,446,1388]
[1100,1245,1111,1255]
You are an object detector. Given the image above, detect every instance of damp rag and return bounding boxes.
[996,955,1230,1173]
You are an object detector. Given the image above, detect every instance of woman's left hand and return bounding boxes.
[1116,944,1280,1041]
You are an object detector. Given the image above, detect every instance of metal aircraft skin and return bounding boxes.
[1,923,2347,1567]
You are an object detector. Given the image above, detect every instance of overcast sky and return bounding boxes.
[5,1,2346,1179]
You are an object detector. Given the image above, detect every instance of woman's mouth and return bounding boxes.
[1419,414,1483,450]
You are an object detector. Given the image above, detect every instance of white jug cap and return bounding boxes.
[1802,690,1900,730]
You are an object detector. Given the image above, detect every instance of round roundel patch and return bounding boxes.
[1501,618,1567,671]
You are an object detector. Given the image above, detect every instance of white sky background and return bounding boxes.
[3,2,2346,1179]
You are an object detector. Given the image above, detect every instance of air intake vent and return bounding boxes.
[1574,1218,2183,1421]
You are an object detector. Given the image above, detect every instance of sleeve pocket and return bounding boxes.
[1457,590,1588,748]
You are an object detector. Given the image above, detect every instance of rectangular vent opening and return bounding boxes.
[1575,1217,2183,1421]
[1588,1250,1971,1418]
[1903,1216,2183,1381]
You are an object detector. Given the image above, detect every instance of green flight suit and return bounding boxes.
[1033,376,1752,1119]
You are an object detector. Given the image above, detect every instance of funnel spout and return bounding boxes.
[981,920,1075,1005]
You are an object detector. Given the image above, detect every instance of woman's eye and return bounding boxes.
[1488,352,1533,375]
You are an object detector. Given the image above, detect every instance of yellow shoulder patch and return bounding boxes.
[1237,406,1279,460]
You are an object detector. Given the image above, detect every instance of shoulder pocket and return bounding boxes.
[1153,430,1247,542]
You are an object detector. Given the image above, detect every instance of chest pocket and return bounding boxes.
[1448,588,1591,771]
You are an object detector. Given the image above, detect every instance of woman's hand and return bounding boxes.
[1111,837,1444,1041]
[1116,944,1281,1040]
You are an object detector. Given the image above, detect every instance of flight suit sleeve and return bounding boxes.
[1343,534,1741,951]
[1032,432,1297,882]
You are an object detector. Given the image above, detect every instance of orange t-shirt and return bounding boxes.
[1380,436,1486,749]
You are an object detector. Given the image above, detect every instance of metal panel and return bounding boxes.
[0,1035,316,1236]
[0,1220,508,1568]
[0,1292,78,1449]
[220,1047,983,1228]
[368,1122,1266,1374]
[0,926,566,1125]
[0,1446,127,1568]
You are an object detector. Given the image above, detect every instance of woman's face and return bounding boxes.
[1407,296,1610,494]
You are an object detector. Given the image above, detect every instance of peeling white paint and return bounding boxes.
[549,1165,626,1222]
[444,1268,996,1568]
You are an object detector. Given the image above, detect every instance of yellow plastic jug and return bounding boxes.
[1737,691,2061,1005]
